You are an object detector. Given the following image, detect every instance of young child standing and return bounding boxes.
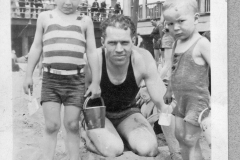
[23,0,101,159]
[163,0,211,160]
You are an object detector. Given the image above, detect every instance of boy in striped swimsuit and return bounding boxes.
[23,0,100,159]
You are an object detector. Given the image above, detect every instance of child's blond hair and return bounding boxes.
[163,0,198,14]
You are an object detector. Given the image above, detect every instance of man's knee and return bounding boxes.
[87,130,124,157]
[132,138,158,157]
[64,120,79,133]
[100,140,124,157]
[135,141,158,157]
[45,121,61,134]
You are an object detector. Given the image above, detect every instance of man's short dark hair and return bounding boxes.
[100,15,136,38]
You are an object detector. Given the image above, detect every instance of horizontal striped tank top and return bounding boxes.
[42,11,86,70]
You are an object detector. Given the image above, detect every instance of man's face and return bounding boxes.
[163,6,198,40]
[102,27,134,66]
[56,0,80,14]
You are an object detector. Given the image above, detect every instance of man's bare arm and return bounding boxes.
[141,50,168,112]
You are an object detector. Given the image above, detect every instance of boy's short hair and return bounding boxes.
[163,0,198,14]
[100,15,136,38]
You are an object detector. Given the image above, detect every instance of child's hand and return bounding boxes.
[84,83,101,99]
[163,91,172,105]
[23,77,33,95]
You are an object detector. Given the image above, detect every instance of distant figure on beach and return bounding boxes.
[99,0,106,20]
[91,0,99,20]
[108,6,113,18]
[159,20,175,80]
[83,15,168,157]
[134,33,145,48]
[163,0,211,160]
[23,0,101,159]
[114,1,121,14]
[150,18,164,65]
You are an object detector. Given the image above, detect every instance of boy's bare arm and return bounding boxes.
[26,13,45,77]
[23,12,45,93]
[84,64,92,92]
[84,17,101,98]
[199,38,211,68]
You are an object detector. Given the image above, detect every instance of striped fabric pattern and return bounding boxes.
[42,21,86,70]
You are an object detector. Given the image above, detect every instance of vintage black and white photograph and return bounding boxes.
[0,0,228,160]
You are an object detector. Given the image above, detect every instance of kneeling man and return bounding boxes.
[83,15,168,157]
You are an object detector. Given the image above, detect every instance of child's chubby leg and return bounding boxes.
[42,102,62,160]
[63,105,82,160]
[161,103,182,160]
[175,116,203,160]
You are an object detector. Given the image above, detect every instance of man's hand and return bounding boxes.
[163,90,173,105]
[23,77,33,95]
[136,87,150,107]
[84,82,101,99]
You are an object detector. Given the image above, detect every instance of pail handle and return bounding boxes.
[83,97,105,110]
[198,108,210,124]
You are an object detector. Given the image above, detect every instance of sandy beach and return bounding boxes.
[12,64,211,160]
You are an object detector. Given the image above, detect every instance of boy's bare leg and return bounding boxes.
[161,115,183,160]
[117,113,159,157]
[63,105,82,160]
[154,49,161,65]
[42,102,62,160]
[175,116,203,160]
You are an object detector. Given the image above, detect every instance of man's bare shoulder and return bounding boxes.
[132,46,154,62]
[132,46,156,74]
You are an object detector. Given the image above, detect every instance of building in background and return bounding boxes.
[10,0,210,57]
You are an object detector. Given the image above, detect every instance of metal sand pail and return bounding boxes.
[198,108,211,147]
[83,97,106,130]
